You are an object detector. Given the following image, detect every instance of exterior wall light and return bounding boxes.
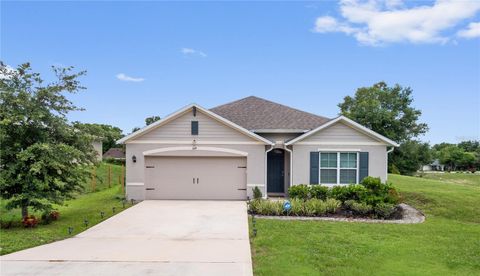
[132,155,137,163]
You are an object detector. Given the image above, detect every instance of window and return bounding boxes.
[319,152,358,184]
[320,153,337,184]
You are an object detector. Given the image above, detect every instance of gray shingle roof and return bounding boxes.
[103,148,125,159]
[210,96,330,131]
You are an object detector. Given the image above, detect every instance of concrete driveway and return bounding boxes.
[1,201,252,276]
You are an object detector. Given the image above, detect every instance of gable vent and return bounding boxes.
[191,121,199,135]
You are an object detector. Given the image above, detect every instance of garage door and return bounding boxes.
[144,156,247,200]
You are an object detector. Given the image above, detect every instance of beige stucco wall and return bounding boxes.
[303,122,381,143]
[292,144,388,185]
[136,111,254,142]
[124,109,269,200]
[291,121,389,184]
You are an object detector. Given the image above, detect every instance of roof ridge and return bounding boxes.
[211,95,329,121]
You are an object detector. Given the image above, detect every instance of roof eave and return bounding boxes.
[285,116,399,147]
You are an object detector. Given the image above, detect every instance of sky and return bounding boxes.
[1,0,479,145]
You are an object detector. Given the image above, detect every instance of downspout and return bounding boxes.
[386,146,394,180]
[264,145,274,199]
[284,146,293,196]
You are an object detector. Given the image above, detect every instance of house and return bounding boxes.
[117,96,398,200]
[92,139,103,161]
[421,159,445,172]
[103,148,126,160]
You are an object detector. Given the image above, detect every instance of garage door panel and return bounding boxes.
[145,156,247,200]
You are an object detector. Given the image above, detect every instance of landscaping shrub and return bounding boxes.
[325,198,341,213]
[290,198,305,216]
[303,199,318,216]
[248,199,284,216]
[21,215,38,228]
[310,185,329,200]
[344,200,373,216]
[374,203,396,219]
[252,186,262,200]
[41,210,60,225]
[288,185,310,200]
[328,186,350,202]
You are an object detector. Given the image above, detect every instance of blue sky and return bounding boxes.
[2,1,479,144]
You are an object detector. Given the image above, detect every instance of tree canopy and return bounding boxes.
[338,82,429,175]
[0,62,97,217]
[339,82,428,144]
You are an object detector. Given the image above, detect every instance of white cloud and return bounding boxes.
[313,0,480,46]
[457,22,480,38]
[181,47,207,57]
[116,73,145,82]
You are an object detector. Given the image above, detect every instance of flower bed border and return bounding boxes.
[251,203,425,224]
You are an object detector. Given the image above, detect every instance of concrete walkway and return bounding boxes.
[1,201,253,276]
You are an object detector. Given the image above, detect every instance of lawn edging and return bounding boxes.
[252,203,425,224]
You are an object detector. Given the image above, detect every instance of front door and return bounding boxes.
[267,149,285,193]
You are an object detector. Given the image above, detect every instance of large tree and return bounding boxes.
[339,82,428,144]
[390,140,432,175]
[0,62,97,217]
[338,82,429,175]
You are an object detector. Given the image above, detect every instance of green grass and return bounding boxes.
[416,172,480,187]
[0,162,128,255]
[251,174,480,275]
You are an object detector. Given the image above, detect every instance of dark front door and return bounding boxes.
[267,149,285,193]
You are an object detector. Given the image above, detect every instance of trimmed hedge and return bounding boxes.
[288,177,400,206]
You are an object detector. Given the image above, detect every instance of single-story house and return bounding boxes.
[421,159,445,172]
[117,96,398,200]
[103,147,126,160]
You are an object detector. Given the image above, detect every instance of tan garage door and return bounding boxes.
[144,156,247,200]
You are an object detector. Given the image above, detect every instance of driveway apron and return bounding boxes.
[1,200,253,276]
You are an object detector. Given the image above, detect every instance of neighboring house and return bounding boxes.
[117,96,398,200]
[92,139,103,161]
[103,148,126,160]
[421,159,445,172]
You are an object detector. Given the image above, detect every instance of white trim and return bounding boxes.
[317,148,361,152]
[264,145,274,199]
[126,182,144,186]
[386,146,394,180]
[295,141,387,146]
[247,183,265,187]
[319,152,359,185]
[142,146,249,157]
[284,146,293,193]
[117,103,274,145]
[127,140,264,145]
[285,116,399,147]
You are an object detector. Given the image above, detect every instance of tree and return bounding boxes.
[130,115,161,134]
[145,115,160,126]
[390,140,432,175]
[73,122,124,153]
[458,140,480,153]
[339,82,428,144]
[438,145,467,171]
[0,62,97,218]
[338,82,429,175]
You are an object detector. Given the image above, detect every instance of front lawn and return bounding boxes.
[251,174,480,275]
[416,172,480,187]
[0,162,128,255]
